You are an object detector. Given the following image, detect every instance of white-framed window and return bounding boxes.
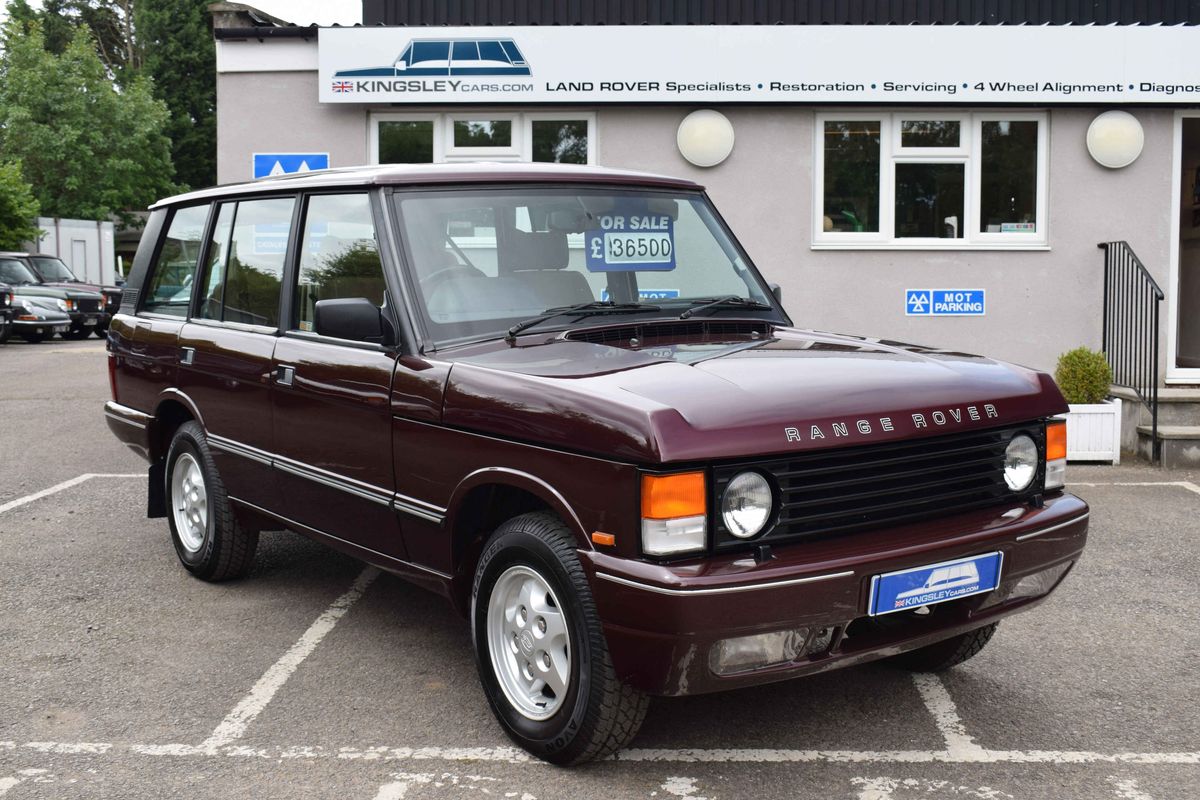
[814,111,1048,249]
[369,112,596,166]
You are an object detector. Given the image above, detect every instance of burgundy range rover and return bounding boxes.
[105,164,1088,764]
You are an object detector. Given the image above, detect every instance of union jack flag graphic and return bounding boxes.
[332,81,354,93]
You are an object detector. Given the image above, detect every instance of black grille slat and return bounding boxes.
[713,423,1044,551]
[567,320,768,346]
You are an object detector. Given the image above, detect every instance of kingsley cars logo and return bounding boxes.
[332,38,532,93]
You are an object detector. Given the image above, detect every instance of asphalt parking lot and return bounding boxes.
[1,336,1198,799]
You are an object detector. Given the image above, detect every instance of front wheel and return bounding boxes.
[471,512,648,765]
[891,622,999,672]
[165,421,258,581]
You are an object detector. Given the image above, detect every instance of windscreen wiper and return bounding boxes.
[678,295,773,320]
[505,301,660,342]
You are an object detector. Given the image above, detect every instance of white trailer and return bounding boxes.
[31,217,118,285]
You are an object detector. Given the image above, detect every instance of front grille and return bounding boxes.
[78,297,102,313]
[712,423,1045,551]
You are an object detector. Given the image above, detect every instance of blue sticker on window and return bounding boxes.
[585,202,676,272]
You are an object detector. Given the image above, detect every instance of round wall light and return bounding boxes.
[677,109,735,168]
[1086,110,1145,169]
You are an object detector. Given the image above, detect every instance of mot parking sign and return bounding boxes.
[906,289,986,316]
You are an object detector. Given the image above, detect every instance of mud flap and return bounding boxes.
[147,460,166,518]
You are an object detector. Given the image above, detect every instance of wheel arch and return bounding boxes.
[146,391,203,519]
[445,468,591,614]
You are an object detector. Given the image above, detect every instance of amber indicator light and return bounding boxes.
[591,532,616,547]
[641,472,706,519]
[1045,420,1067,461]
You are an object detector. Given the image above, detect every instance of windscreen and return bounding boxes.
[0,258,39,285]
[395,188,773,345]
[30,257,76,282]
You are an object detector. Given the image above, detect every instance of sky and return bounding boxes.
[0,1,363,26]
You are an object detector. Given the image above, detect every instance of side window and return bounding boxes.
[207,197,294,328]
[143,205,210,316]
[198,203,234,321]
[294,194,386,333]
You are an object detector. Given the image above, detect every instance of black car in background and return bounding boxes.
[0,255,106,340]
[0,282,12,343]
[4,252,122,337]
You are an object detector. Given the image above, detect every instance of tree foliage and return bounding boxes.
[0,160,42,250]
[0,21,177,222]
[5,0,139,80]
[135,0,216,189]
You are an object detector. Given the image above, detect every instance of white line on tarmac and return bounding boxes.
[0,473,143,515]
[199,566,381,752]
[911,674,987,761]
[1108,776,1157,800]
[7,741,1197,765]
[1070,481,1200,498]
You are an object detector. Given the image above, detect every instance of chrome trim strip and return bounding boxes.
[594,569,855,596]
[104,411,147,429]
[207,433,273,466]
[227,496,453,581]
[392,497,444,524]
[1014,512,1090,541]
[274,459,391,507]
[206,433,447,519]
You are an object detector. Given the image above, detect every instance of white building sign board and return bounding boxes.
[318,26,1199,104]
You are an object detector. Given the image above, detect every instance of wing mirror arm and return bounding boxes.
[769,283,782,304]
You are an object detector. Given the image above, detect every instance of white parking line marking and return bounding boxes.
[0,769,51,797]
[200,566,380,752]
[661,776,708,799]
[372,779,412,800]
[912,674,987,761]
[3,739,1199,765]
[1108,776,1157,800]
[0,473,143,515]
[852,778,1014,799]
[1070,481,1200,498]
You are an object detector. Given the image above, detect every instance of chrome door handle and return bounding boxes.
[276,365,295,386]
[180,347,195,365]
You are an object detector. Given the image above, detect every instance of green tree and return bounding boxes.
[0,21,176,222]
[0,161,42,250]
[4,0,140,81]
[135,0,216,189]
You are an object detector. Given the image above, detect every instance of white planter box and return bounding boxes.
[1059,398,1122,464]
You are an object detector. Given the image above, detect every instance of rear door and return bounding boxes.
[269,192,407,558]
[122,204,211,415]
[176,196,295,512]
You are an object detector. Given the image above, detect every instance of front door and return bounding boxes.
[1172,114,1200,378]
[269,193,407,560]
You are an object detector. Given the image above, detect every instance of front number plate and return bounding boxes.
[868,552,1003,616]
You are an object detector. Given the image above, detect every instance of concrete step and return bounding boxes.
[1110,385,1200,427]
[1136,424,1200,469]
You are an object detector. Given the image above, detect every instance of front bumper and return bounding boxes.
[13,317,69,335]
[585,493,1088,696]
[67,309,109,330]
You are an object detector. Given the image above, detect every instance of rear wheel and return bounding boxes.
[165,421,258,581]
[472,511,648,765]
[891,622,999,672]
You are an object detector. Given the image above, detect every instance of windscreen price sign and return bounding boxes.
[584,204,676,273]
[906,289,986,316]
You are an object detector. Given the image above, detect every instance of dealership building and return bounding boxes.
[210,1,1200,461]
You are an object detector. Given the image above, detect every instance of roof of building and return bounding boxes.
[209,0,1198,38]
[151,162,703,209]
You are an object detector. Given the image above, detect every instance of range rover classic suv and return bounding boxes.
[104,164,1089,765]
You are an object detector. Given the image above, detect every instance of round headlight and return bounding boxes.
[721,471,773,538]
[1003,434,1038,491]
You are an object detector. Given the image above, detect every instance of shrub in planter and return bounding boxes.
[1054,347,1112,405]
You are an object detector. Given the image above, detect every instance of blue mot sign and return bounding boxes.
[906,289,986,317]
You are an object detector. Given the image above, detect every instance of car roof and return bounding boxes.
[151,162,704,210]
[0,252,56,259]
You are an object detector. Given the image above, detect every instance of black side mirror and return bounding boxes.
[314,298,386,344]
[769,283,783,304]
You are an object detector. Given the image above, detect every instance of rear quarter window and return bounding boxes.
[142,204,211,317]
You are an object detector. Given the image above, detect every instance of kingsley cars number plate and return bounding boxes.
[868,552,1003,616]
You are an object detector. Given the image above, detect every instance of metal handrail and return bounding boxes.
[1099,241,1163,462]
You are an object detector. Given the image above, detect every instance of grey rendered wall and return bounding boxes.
[597,107,1175,375]
[217,71,368,185]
